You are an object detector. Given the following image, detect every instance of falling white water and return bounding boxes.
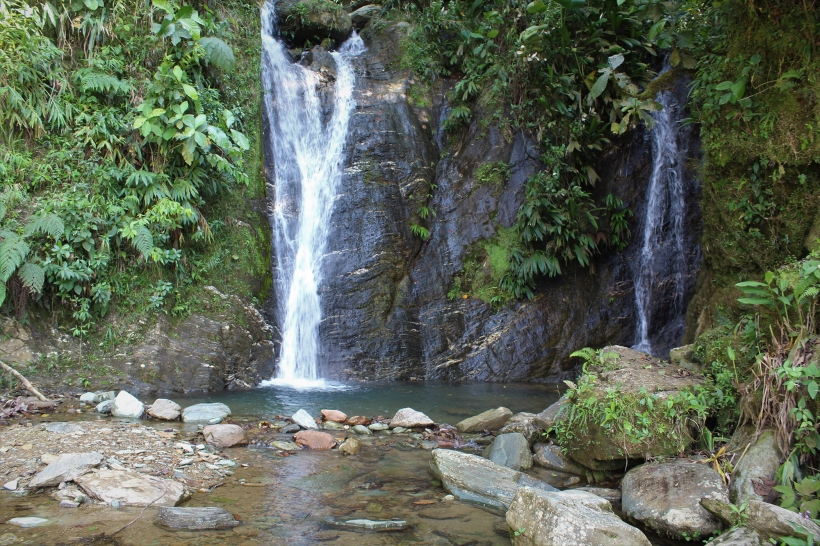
[632,83,687,355]
[259,2,364,388]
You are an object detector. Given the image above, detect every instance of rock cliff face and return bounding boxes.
[266,17,702,382]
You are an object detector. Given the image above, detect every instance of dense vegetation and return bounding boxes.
[0,0,268,348]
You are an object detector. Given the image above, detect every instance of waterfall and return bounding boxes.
[632,77,689,356]
[259,2,364,388]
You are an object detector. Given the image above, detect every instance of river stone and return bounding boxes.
[79,392,96,403]
[76,469,186,507]
[532,443,588,475]
[274,0,353,47]
[92,391,116,404]
[429,448,557,510]
[340,519,407,531]
[728,427,781,503]
[29,452,104,488]
[272,441,301,451]
[339,437,361,455]
[156,507,239,530]
[498,412,539,442]
[292,409,318,430]
[369,422,389,431]
[6,517,49,528]
[96,400,113,414]
[181,403,231,424]
[294,430,336,450]
[110,391,144,419]
[352,425,372,435]
[390,408,434,428]
[483,433,532,470]
[622,459,728,540]
[43,422,84,434]
[203,424,248,448]
[323,421,345,431]
[346,416,370,426]
[3,479,17,491]
[507,487,651,546]
[456,407,512,433]
[704,527,762,545]
[579,487,622,505]
[280,423,300,434]
[533,397,568,431]
[321,409,347,423]
[148,399,181,421]
[702,498,820,542]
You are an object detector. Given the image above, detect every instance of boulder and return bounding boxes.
[704,527,762,545]
[622,459,728,540]
[499,412,539,442]
[291,409,319,430]
[321,409,347,423]
[181,403,231,424]
[532,443,588,475]
[96,400,113,414]
[76,469,186,507]
[728,427,782,503]
[147,399,181,421]
[506,487,651,546]
[669,344,696,367]
[533,398,568,430]
[349,4,380,29]
[483,433,532,471]
[203,424,249,448]
[274,0,353,47]
[429,448,557,510]
[456,407,513,433]
[702,498,820,543]
[554,346,703,469]
[79,392,96,403]
[390,408,434,428]
[346,416,370,426]
[110,391,144,418]
[293,430,336,450]
[352,425,372,435]
[91,391,116,404]
[29,452,104,488]
[338,436,361,455]
[156,507,239,530]
[579,487,622,506]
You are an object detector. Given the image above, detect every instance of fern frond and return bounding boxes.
[17,262,44,293]
[0,282,6,308]
[199,37,235,72]
[131,225,153,259]
[800,286,820,304]
[0,232,29,282]
[73,69,130,95]
[24,213,64,239]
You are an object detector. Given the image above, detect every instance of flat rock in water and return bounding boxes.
[76,469,186,507]
[6,517,49,528]
[156,507,239,530]
[291,409,318,430]
[533,443,588,475]
[148,399,181,421]
[622,459,729,540]
[111,391,144,418]
[43,422,84,434]
[293,430,336,450]
[181,403,231,424]
[321,409,347,423]
[280,423,300,434]
[203,424,248,448]
[338,437,361,455]
[352,425,372,435]
[703,498,820,542]
[369,423,389,431]
[507,487,651,546]
[390,408,434,428]
[272,441,301,451]
[429,448,557,510]
[456,407,513,433]
[323,421,345,431]
[339,519,407,531]
[29,452,104,488]
[483,433,532,471]
[704,526,762,545]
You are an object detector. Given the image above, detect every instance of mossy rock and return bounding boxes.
[275,0,353,48]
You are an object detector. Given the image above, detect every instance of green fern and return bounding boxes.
[0,231,30,282]
[24,213,64,239]
[131,225,153,259]
[17,262,44,293]
[73,69,131,95]
[0,282,6,308]
[199,37,235,72]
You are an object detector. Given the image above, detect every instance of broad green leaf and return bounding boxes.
[608,53,624,69]
[730,80,746,100]
[715,81,734,91]
[809,381,819,400]
[648,19,666,41]
[199,37,235,72]
[173,65,184,82]
[555,0,585,9]
[134,117,146,129]
[182,84,198,100]
[194,131,208,148]
[149,108,166,119]
[230,129,250,151]
[526,1,548,13]
[162,126,177,140]
[588,70,611,103]
[207,126,232,149]
[84,0,98,10]
[670,47,681,67]
[487,29,499,39]
[151,0,174,13]
[738,297,775,307]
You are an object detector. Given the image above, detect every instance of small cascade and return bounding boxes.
[632,74,692,356]
[259,1,364,388]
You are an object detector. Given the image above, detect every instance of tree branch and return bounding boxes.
[0,360,48,401]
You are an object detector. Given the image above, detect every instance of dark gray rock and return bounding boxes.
[156,507,239,530]
[622,459,728,540]
[274,0,353,47]
[29,452,104,488]
[498,412,539,442]
[349,4,380,29]
[483,433,532,470]
[533,398,567,430]
[704,527,762,546]
[532,443,588,475]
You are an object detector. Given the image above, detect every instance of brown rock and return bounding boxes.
[203,424,249,448]
[294,430,336,450]
[345,416,371,426]
[321,409,347,423]
[338,437,361,455]
[148,399,181,421]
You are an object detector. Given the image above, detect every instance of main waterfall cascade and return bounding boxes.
[260,1,365,388]
[631,75,698,356]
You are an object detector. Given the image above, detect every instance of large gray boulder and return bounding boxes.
[507,487,652,546]
[622,459,728,540]
[533,398,567,431]
[456,407,513,433]
[147,399,181,421]
[110,391,144,418]
[704,527,762,545]
[274,0,353,47]
[76,469,186,507]
[181,403,231,424]
[483,433,532,470]
[703,498,820,543]
[349,4,380,29]
[499,412,539,442]
[429,448,556,510]
[29,452,104,488]
[291,409,318,430]
[390,408,434,428]
[532,443,588,475]
[728,427,782,503]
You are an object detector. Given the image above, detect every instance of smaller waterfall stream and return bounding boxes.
[632,78,689,355]
[260,2,365,388]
